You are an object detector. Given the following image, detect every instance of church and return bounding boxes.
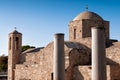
[8,8,120,80]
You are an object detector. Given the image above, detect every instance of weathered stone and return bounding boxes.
[8,10,120,80]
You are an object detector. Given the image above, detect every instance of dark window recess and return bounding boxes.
[74,29,76,39]
[15,37,19,50]
[51,73,53,80]
[9,37,11,50]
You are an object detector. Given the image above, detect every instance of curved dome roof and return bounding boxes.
[73,11,103,21]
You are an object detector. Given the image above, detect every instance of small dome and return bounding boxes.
[73,11,103,21]
[10,30,21,34]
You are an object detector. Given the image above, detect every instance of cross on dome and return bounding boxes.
[14,27,17,30]
[86,4,88,11]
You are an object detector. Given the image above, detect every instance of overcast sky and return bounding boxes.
[0,0,120,55]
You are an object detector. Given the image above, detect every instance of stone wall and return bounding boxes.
[74,65,107,80]
[14,41,91,80]
[66,65,111,80]
[14,41,120,80]
[69,20,82,41]
[73,65,120,80]
[106,42,120,64]
[14,42,54,80]
[69,19,109,42]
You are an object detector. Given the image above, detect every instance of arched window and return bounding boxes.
[74,29,76,39]
[15,37,19,50]
[9,37,11,50]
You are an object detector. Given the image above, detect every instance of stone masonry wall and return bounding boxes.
[69,20,82,41]
[69,20,109,39]
[106,42,120,64]
[14,41,120,80]
[14,42,54,80]
[73,65,112,80]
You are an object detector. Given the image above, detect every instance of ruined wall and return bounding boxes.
[15,50,45,80]
[108,65,120,80]
[106,42,120,64]
[14,41,120,80]
[65,41,120,80]
[15,41,90,80]
[73,66,107,80]
[14,42,54,80]
[15,64,40,80]
[65,46,91,80]
[105,42,120,80]
[72,65,120,80]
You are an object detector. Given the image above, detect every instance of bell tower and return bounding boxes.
[8,29,22,80]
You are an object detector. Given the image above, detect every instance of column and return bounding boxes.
[53,33,65,80]
[92,27,106,80]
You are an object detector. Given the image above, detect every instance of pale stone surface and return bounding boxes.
[92,27,106,80]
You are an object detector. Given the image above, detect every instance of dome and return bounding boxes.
[73,11,103,21]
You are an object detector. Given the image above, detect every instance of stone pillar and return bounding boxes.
[92,27,106,80]
[53,33,65,80]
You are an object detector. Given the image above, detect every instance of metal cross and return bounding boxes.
[14,27,17,30]
[86,4,88,11]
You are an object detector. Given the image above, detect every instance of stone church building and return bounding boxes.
[8,9,120,80]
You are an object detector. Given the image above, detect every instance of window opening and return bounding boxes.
[74,29,76,39]
[15,37,19,50]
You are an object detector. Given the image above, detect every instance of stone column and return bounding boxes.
[92,27,106,80]
[53,33,65,80]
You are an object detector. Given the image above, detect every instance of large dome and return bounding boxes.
[73,11,103,21]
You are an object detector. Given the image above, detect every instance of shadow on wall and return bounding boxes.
[65,66,84,80]
[107,58,120,80]
[65,43,91,80]
[65,42,120,80]
[65,66,74,80]
[73,66,84,80]
[110,65,120,80]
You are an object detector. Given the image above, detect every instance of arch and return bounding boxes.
[15,37,19,50]
[9,37,11,50]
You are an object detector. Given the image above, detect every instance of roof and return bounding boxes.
[22,47,44,54]
[73,11,103,21]
[9,30,22,34]
[65,41,88,49]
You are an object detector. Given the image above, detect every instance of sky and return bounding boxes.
[0,0,120,55]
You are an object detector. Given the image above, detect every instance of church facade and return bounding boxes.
[8,10,120,80]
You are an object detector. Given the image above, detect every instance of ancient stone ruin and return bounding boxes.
[8,10,120,80]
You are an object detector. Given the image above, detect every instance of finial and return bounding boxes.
[14,27,17,30]
[86,4,88,11]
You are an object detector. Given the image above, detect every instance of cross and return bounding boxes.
[14,27,17,30]
[86,4,88,11]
